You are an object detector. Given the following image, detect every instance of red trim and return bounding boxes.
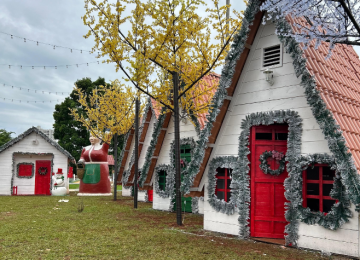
[302,164,336,213]
[250,124,289,239]
[215,168,232,202]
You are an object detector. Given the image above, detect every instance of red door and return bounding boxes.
[250,125,289,239]
[35,160,51,195]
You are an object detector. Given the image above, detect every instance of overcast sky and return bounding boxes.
[0,1,359,138]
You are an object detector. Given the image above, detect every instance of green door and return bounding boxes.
[173,144,192,213]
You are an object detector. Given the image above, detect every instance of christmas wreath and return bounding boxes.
[38,167,48,175]
[259,150,286,176]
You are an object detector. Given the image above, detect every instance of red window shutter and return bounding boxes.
[18,164,33,177]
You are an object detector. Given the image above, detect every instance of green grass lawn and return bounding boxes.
[68,184,122,190]
[0,193,348,259]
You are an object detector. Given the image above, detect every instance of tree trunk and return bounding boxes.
[173,72,182,225]
[134,97,140,209]
[113,133,118,201]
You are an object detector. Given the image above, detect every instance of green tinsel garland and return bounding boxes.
[138,106,167,188]
[122,99,152,188]
[16,162,35,179]
[207,156,238,215]
[191,196,204,214]
[154,164,175,198]
[259,150,286,176]
[180,0,261,195]
[234,110,302,243]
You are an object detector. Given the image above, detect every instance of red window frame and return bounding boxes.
[302,164,336,213]
[215,167,232,202]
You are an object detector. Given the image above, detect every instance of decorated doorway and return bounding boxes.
[250,125,288,239]
[35,160,51,195]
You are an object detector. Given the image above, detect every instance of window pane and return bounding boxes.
[306,183,319,195]
[306,166,319,180]
[159,176,165,183]
[275,133,288,140]
[323,167,335,180]
[217,191,224,200]
[185,148,191,154]
[216,168,225,177]
[307,198,319,212]
[227,179,232,190]
[323,199,336,213]
[217,179,225,189]
[255,133,272,140]
[227,192,231,202]
[159,184,165,191]
[323,184,333,197]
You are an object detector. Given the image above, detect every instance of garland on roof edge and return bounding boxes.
[122,99,152,188]
[138,106,167,188]
[191,197,204,214]
[180,0,261,195]
[207,156,238,215]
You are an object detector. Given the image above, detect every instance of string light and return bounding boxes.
[1,82,70,96]
[0,96,63,104]
[0,31,93,54]
[1,60,104,69]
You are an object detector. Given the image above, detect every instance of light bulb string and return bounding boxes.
[0,31,94,54]
[1,60,104,69]
[1,83,71,96]
[0,96,63,104]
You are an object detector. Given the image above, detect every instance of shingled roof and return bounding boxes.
[0,126,74,160]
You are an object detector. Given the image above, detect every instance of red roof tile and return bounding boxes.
[291,17,360,171]
[107,155,115,166]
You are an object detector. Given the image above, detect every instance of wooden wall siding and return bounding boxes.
[0,132,69,195]
[200,20,359,256]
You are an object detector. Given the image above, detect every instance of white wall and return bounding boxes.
[201,21,359,257]
[122,188,131,197]
[153,114,199,211]
[0,132,69,195]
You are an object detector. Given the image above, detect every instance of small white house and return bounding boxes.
[0,127,74,195]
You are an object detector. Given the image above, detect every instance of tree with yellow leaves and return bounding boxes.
[83,0,242,224]
[70,80,140,200]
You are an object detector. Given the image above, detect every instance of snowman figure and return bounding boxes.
[51,168,68,196]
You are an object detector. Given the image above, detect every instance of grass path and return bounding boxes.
[0,193,349,259]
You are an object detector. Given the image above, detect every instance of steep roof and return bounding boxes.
[289,16,360,171]
[150,72,220,126]
[0,126,74,160]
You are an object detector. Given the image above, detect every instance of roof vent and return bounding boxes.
[263,45,281,67]
[32,139,39,145]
